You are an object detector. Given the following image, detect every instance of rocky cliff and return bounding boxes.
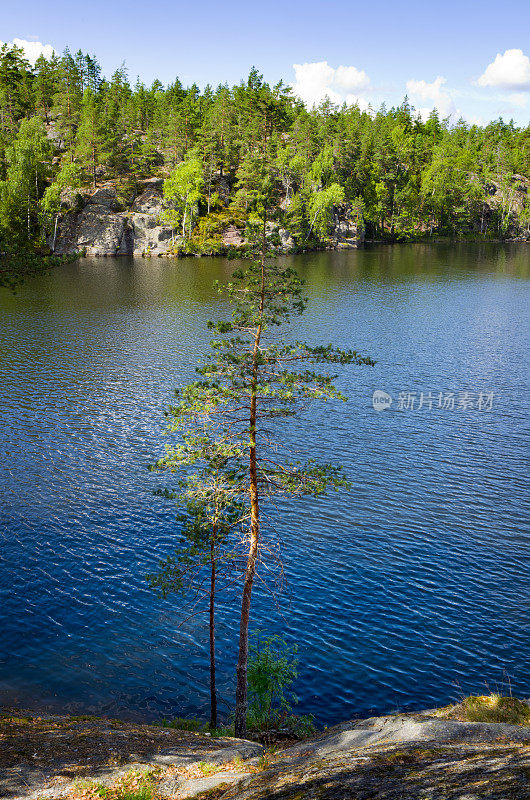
[50,182,364,257]
[51,182,175,257]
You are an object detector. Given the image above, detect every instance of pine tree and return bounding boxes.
[53,49,83,156]
[148,454,247,729]
[156,169,375,736]
[34,53,61,123]
[0,44,33,135]
[76,88,108,188]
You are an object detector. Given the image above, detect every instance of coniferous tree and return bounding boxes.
[155,166,375,735]
[76,88,108,188]
[148,455,247,729]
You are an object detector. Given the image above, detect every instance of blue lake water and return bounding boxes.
[0,243,529,725]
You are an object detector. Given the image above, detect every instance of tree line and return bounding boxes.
[0,42,529,261]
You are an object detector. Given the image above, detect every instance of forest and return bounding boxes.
[0,43,529,260]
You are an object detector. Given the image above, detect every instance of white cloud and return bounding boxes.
[477,49,530,90]
[334,65,370,93]
[0,37,56,65]
[291,61,371,108]
[406,76,458,119]
[467,114,488,127]
[507,92,528,108]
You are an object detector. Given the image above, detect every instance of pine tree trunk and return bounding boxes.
[234,224,266,739]
[209,536,217,730]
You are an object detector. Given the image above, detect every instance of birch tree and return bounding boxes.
[162,155,203,241]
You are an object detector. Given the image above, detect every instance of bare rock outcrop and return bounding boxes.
[51,183,367,257]
[474,173,530,239]
[222,224,245,247]
[1,707,529,800]
[129,187,174,255]
[52,185,174,256]
[331,202,365,248]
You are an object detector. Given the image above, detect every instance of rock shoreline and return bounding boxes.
[48,180,529,260]
[1,705,529,799]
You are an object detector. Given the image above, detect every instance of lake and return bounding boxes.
[0,243,529,725]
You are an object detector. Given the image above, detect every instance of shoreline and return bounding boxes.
[64,236,530,260]
[2,699,529,800]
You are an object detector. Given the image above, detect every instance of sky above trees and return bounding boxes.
[1,0,529,125]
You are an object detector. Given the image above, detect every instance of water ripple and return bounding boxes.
[0,245,529,724]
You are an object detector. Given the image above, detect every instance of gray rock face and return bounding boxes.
[129,188,174,255]
[53,185,127,255]
[52,187,369,258]
[59,187,84,211]
[53,207,129,256]
[158,770,248,799]
[218,714,530,800]
[280,714,530,761]
[9,737,263,800]
[278,228,295,251]
[131,186,164,216]
[53,184,174,256]
[331,202,365,248]
[86,186,123,212]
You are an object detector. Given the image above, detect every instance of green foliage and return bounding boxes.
[0,117,52,246]
[75,88,108,188]
[247,633,315,736]
[307,183,345,241]
[247,633,298,727]
[146,464,245,602]
[41,161,83,220]
[0,44,33,131]
[158,716,205,731]
[160,251,374,498]
[191,207,247,253]
[163,155,204,241]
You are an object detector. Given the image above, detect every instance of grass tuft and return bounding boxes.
[454,695,530,725]
[155,716,234,737]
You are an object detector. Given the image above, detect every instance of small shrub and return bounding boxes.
[155,716,233,736]
[198,761,222,776]
[246,632,315,737]
[208,722,235,738]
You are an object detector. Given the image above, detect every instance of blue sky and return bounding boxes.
[2,0,530,124]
